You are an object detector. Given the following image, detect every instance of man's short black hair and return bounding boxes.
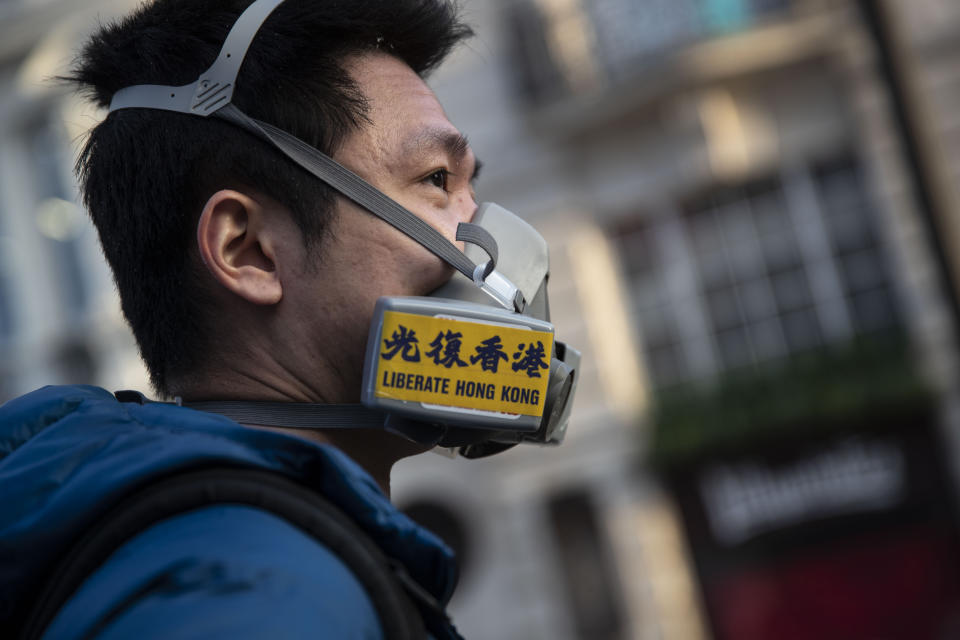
[68,0,472,395]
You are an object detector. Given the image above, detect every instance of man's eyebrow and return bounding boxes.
[407,128,480,178]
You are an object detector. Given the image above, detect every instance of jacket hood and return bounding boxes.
[0,385,457,628]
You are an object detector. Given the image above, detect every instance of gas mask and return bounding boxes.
[107,0,580,458]
[361,202,580,457]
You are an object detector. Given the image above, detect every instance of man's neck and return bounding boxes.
[176,345,358,405]
[173,368,428,498]
[167,317,434,498]
[245,424,405,497]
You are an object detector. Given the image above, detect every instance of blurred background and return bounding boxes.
[3,0,960,637]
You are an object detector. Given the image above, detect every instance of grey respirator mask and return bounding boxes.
[108,0,580,458]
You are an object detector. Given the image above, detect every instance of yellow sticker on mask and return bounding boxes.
[374,310,554,417]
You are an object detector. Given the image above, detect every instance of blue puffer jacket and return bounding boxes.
[0,385,460,639]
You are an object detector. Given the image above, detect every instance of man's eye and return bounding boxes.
[426,169,449,191]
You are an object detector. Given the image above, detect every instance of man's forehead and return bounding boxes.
[345,51,441,110]
[343,52,472,163]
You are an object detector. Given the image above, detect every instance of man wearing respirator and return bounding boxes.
[0,1,579,637]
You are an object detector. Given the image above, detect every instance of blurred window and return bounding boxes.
[615,157,900,389]
[816,160,900,334]
[585,0,702,77]
[508,0,796,104]
[546,489,626,640]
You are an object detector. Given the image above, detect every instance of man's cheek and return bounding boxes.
[413,256,454,294]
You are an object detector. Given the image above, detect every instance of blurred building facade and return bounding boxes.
[3,0,960,638]
[0,0,150,400]
[411,0,960,637]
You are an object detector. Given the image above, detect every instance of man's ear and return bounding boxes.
[196,189,283,306]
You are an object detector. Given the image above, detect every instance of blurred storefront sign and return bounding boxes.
[652,342,960,639]
[666,418,960,639]
[699,437,906,546]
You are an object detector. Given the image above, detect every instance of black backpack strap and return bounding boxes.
[20,467,427,640]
